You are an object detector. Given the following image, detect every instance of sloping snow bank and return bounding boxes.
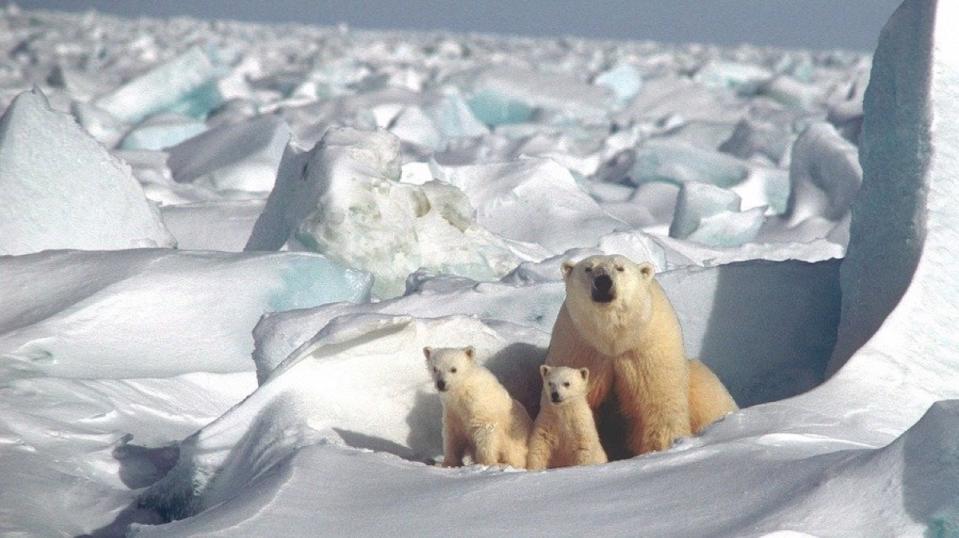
[0,249,372,378]
[134,400,959,537]
[139,316,547,520]
[0,90,174,254]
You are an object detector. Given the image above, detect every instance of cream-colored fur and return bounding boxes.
[527,366,607,470]
[425,346,532,468]
[545,255,738,455]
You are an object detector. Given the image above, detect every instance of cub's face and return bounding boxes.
[423,346,475,393]
[540,365,589,405]
[561,254,654,310]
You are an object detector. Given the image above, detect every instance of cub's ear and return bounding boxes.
[539,364,550,378]
[579,367,589,381]
[422,346,432,360]
[464,346,475,360]
[561,260,575,279]
[638,262,655,281]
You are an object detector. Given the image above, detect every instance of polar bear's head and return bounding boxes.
[423,346,475,393]
[539,365,589,405]
[561,254,656,356]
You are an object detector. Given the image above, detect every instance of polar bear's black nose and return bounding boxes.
[593,274,613,292]
[436,380,447,392]
[591,272,615,302]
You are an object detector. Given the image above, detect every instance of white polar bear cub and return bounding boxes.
[424,346,532,468]
[527,365,607,470]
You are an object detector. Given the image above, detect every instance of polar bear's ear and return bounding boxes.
[638,262,655,281]
[539,364,550,378]
[422,346,432,360]
[561,260,575,279]
[579,368,589,381]
[464,346,475,360]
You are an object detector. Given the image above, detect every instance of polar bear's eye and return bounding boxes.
[584,266,592,273]
[433,367,438,373]
[450,367,457,373]
[616,265,624,272]
[563,382,570,388]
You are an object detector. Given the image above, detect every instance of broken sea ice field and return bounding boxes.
[0,0,957,535]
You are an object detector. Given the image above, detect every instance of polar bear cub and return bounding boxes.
[424,346,532,468]
[527,365,607,470]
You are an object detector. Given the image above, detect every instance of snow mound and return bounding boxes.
[0,89,175,255]
[0,249,372,378]
[167,115,291,194]
[440,158,625,253]
[246,127,541,297]
[139,315,547,520]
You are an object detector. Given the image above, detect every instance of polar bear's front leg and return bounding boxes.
[636,399,691,453]
[470,423,501,466]
[526,425,552,470]
[614,356,691,455]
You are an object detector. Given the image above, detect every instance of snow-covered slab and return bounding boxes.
[167,115,291,193]
[119,112,208,151]
[628,141,751,188]
[614,75,747,125]
[0,90,175,255]
[160,200,266,251]
[0,249,372,378]
[94,46,224,124]
[669,182,764,247]
[451,65,614,123]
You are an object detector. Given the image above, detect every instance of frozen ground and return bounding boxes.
[0,1,956,536]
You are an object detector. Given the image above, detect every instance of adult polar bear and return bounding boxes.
[545,254,737,456]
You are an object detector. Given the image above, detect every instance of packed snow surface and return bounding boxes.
[0,2,957,537]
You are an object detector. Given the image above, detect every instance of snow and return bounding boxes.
[669,182,765,247]
[167,115,291,194]
[783,122,863,225]
[0,249,372,378]
[0,89,175,255]
[94,45,224,124]
[160,201,266,251]
[629,141,751,188]
[593,63,643,103]
[825,0,959,433]
[119,112,208,151]
[2,3,958,537]
[246,127,540,297]
[440,158,625,253]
